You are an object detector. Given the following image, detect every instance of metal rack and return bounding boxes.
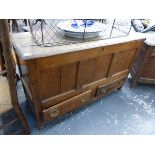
[29,19,132,47]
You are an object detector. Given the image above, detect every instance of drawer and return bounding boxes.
[42,90,92,122]
[96,77,126,96]
[141,64,155,79]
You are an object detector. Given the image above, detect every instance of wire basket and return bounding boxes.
[29,19,132,47]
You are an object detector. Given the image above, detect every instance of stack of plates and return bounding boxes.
[57,20,106,38]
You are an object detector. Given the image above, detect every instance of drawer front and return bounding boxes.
[42,90,92,122]
[96,77,126,96]
[141,64,155,79]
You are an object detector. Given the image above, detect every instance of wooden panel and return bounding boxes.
[94,54,112,80]
[77,58,97,87]
[43,90,92,122]
[108,48,137,77]
[77,54,112,89]
[39,66,61,100]
[39,62,77,101]
[61,62,77,93]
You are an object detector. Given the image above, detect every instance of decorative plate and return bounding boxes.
[57,20,106,38]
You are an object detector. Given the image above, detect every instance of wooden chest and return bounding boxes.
[130,42,155,87]
[13,32,144,127]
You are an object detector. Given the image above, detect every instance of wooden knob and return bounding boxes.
[50,109,59,117]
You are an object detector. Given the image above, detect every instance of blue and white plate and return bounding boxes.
[57,20,106,38]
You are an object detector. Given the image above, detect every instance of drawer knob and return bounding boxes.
[50,109,59,118]
[80,98,87,102]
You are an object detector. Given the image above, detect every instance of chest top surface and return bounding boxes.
[12,31,147,61]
